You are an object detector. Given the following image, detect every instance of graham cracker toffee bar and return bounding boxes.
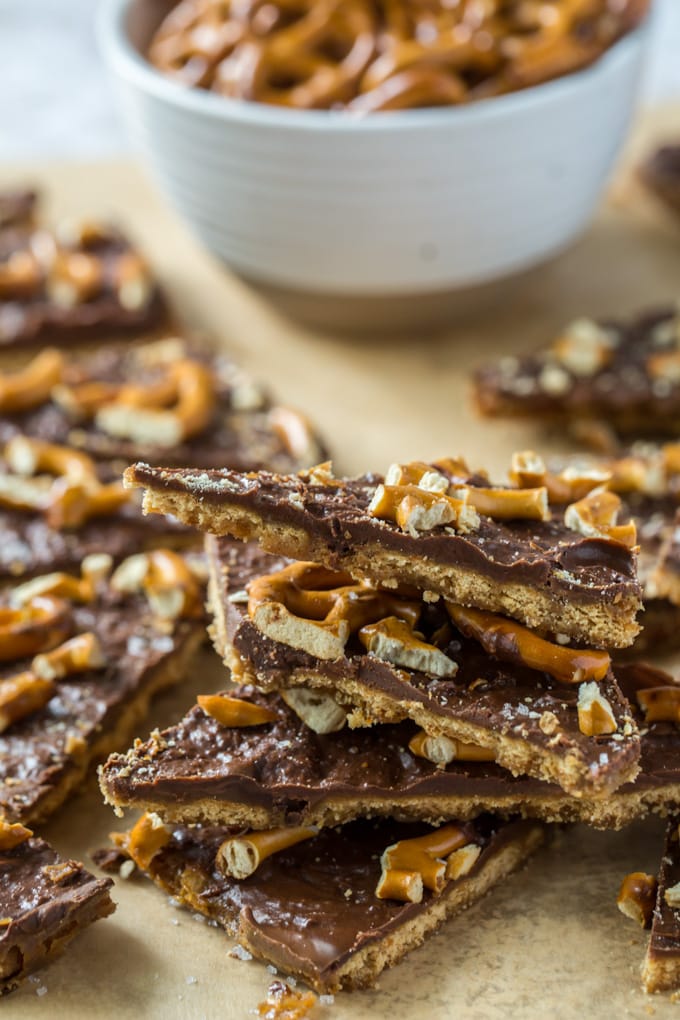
[125,456,642,648]
[202,537,640,799]
[100,663,679,831]
[105,812,545,993]
[0,550,204,825]
[0,821,114,996]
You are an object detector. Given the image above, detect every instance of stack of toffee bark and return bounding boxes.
[99,450,677,994]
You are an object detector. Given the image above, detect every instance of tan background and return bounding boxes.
[4,104,680,1019]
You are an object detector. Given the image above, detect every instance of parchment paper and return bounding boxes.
[3,103,680,1020]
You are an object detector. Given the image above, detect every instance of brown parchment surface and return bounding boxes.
[3,103,680,1020]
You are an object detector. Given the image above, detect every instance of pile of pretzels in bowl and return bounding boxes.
[148,0,650,112]
[99,0,653,296]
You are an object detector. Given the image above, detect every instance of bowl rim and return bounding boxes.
[98,0,651,133]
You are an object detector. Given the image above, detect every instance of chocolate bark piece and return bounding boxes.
[125,461,642,648]
[99,659,680,831]
[642,818,680,993]
[640,144,680,218]
[111,814,544,993]
[0,199,167,349]
[202,538,640,799]
[0,339,324,472]
[0,440,194,581]
[473,308,680,439]
[0,832,114,995]
[0,563,204,825]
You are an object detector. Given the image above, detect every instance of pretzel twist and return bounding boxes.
[148,0,649,111]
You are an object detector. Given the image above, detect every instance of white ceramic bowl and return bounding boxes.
[99,0,651,296]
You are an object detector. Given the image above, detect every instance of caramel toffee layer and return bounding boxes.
[0,343,324,472]
[114,815,544,992]
[100,666,680,830]
[0,836,114,995]
[641,144,680,217]
[0,591,201,825]
[0,221,166,349]
[474,307,680,436]
[643,818,680,993]
[204,540,640,799]
[126,463,642,647]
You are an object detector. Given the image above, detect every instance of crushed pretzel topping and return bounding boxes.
[0,819,33,850]
[197,693,277,727]
[359,615,458,677]
[564,489,637,548]
[550,318,617,376]
[636,685,680,725]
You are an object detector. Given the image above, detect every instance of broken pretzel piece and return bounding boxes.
[113,811,171,871]
[636,685,680,725]
[577,682,617,737]
[617,872,658,928]
[408,729,495,767]
[95,359,216,448]
[217,825,317,879]
[197,693,277,727]
[448,604,611,682]
[247,560,420,661]
[377,823,473,903]
[0,819,33,850]
[0,349,64,414]
[564,489,637,548]
[110,549,204,621]
[0,672,55,733]
[0,595,72,662]
[32,632,106,681]
[359,616,458,678]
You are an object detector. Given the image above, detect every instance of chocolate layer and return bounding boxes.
[126,461,642,646]
[100,661,680,830]
[206,538,640,798]
[115,815,544,992]
[0,340,325,472]
[0,836,114,995]
[0,585,203,825]
[642,818,680,993]
[474,307,680,436]
[0,501,191,580]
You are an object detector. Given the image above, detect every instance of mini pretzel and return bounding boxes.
[247,560,420,660]
[1,436,132,529]
[448,604,611,684]
[0,348,64,414]
[0,596,72,662]
[6,435,99,487]
[32,632,107,681]
[0,671,56,733]
[148,0,648,111]
[110,550,204,620]
[94,359,216,448]
[217,825,318,879]
[10,554,113,607]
